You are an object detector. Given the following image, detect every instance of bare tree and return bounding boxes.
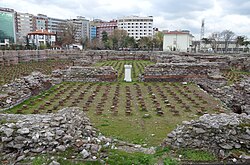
[208,32,221,53]
[220,30,235,53]
[57,22,78,47]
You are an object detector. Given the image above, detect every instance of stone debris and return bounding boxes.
[0,107,156,164]
[163,113,250,158]
[0,72,52,110]
[213,77,250,114]
[52,66,118,82]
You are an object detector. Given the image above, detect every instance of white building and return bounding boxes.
[163,30,194,52]
[27,29,56,48]
[16,12,33,44]
[117,16,153,40]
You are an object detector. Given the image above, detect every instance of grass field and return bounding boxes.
[0,60,72,86]
[6,81,224,146]
[2,60,225,164]
[223,69,250,85]
[94,60,154,82]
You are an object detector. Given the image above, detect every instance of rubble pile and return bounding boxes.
[0,107,155,163]
[211,77,250,114]
[0,72,52,110]
[163,113,250,158]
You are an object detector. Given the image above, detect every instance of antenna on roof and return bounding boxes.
[200,19,205,40]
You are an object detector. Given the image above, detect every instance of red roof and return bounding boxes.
[28,30,56,35]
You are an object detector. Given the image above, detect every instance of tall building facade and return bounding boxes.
[0,7,16,44]
[48,17,66,33]
[33,14,48,31]
[96,20,117,40]
[69,16,89,43]
[15,12,33,44]
[117,16,153,40]
[90,25,97,40]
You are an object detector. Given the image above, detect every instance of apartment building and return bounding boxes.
[15,12,33,44]
[48,17,66,34]
[96,20,117,40]
[33,14,48,31]
[117,16,153,40]
[0,7,16,44]
[68,16,89,43]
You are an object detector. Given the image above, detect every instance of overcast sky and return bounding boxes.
[1,0,250,39]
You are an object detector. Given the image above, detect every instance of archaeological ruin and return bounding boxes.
[0,50,250,164]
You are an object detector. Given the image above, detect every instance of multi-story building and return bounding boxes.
[96,20,117,40]
[48,17,66,34]
[15,12,33,44]
[33,14,48,31]
[0,7,16,45]
[117,16,153,40]
[163,30,194,52]
[90,25,97,40]
[69,16,89,43]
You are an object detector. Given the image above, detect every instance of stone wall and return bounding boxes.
[163,113,250,158]
[52,66,118,82]
[205,77,250,115]
[0,50,158,66]
[141,62,228,82]
[0,72,52,110]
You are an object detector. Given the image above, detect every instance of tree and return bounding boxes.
[153,31,164,50]
[220,30,235,53]
[235,36,246,53]
[124,36,136,49]
[109,29,128,50]
[208,32,221,53]
[57,22,78,47]
[138,37,153,51]
[90,38,103,50]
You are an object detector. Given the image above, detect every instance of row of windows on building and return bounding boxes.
[121,26,152,29]
[119,22,152,25]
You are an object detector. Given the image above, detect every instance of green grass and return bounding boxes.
[106,147,180,165]
[4,60,224,146]
[177,149,217,162]
[0,59,72,86]
[21,146,180,165]
[94,60,155,82]
[106,149,156,165]
[2,60,225,164]
[5,81,224,146]
[223,69,250,85]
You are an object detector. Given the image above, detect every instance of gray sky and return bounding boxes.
[1,0,250,39]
